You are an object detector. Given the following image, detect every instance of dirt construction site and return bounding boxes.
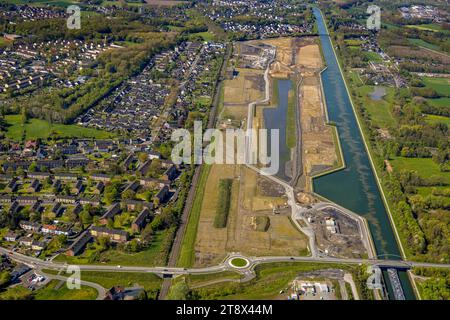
[193,165,309,267]
[240,37,339,192]
[192,37,341,267]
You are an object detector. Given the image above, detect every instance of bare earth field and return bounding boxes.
[193,165,308,267]
[298,45,337,191]
[223,68,265,105]
[192,37,342,267]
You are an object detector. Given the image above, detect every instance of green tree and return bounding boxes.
[166,280,190,300]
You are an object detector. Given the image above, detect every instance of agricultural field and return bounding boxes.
[390,157,450,185]
[3,115,115,140]
[223,68,265,105]
[188,31,215,42]
[406,24,450,34]
[145,0,187,6]
[425,114,450,126]
[427,97,450,108]
[183,162,308,268]
[422,77,450,97]
[4,0,77,5]
[408,38,440,51]
[190,164,239,267]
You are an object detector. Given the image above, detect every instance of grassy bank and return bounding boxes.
[177,165,211,268]
[286,82,297,149]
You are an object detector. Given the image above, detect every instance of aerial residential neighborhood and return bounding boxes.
[0,0,448,310]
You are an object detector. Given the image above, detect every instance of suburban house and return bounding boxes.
[19,220,41,232]
[153,185,170,206]
[99,203,121,225]
[131,208,151,233]
[90,226,129,243]
[66,231,92,256]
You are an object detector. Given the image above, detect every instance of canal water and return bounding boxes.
[311,7,415,300]
[263,79,292,182]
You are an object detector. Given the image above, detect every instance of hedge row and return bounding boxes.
[213,179,233,228]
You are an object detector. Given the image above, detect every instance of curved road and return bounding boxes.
[38,269,107,300]
[2,247,449,278]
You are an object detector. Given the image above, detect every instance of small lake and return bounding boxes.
[369,86,387,100]
[263,79,292,182]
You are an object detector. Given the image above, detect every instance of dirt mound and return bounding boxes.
[269,61,292,78]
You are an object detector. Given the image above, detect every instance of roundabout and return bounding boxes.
[228,257,250,269]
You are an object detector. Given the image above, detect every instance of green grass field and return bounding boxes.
[6,0,78,6]
[186,271,242,287]
[0,280,97,300]
[425,114,450,126]
[422,77,450,97]
[357,85,396,128]
[188,31,215,42]
[408,38,440,51]
[55,229,172,267]
[286,85,297,149]
[344,39,366,46]
[177,165,211,268]
[415,186,450,197]
[390,157,450,184]
[42,269,162,292]
[406,24,450,33]
[0,37,11,48]
[364,51,383,62]
[34,280,97,300]
[191,262,355,300]
[4,115,115,140]
[0,284,33,300]
[77,271,161,291]
[427,97,450,108]
[348,70,364,86]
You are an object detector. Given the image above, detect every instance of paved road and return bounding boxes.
[2,247,449,279]
[38,269,107,300]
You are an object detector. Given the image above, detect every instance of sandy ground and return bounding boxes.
[194,165,308,267]
[193,38,339,267]
[298,45,337,191]
[224,68,265,105]
[297,44,323,69]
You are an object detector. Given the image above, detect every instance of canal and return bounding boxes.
[311,7,415,300]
